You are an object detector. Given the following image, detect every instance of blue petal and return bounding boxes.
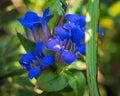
[65,14,86,27]
[77,16,86,27]
[65,14,80,23]
[41,15,54,39]
[17,18,31,27]
[98,28,104,35]
[35,41,43,57]
[75,44,86,55]
[42,14,54,24]
[55,27,70,40]
[71,27,85,45]
[61,50,77,64]
[63,23,75,30]
[43,7,50,18]
[17,11,41,28]
[42,54,54,66]
[28,68,41,79]
[24,11,41,23]
[46,38,61,51]
[19,52,36,70]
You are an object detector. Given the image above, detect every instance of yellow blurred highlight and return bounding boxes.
[31,0,47,14]
[30,78,36,85]
[14,61,21,67]
[109,1,120,16]
[100,18,114,29]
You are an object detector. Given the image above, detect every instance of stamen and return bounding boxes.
[31,60,39,69]
[65,39,73,51]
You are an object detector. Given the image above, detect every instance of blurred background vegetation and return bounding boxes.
[0,0,120,96]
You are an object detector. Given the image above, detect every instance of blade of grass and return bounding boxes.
[86,0,100,96]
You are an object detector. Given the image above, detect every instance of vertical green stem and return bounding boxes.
[86,0,99,96]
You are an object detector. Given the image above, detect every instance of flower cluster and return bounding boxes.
[46,14,86,64]
[18,7,103,79]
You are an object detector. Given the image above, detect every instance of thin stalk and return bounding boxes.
[86,0,100,96]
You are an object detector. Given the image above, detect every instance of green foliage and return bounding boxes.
[53,0,67,15]
[38,69,68,92]
[37,67,86,96]
[64,70,86,96]
[38,68,57,83]
[17,32,35,52]
[38,92,63,96]
[0,36,37,96]
[68,60,85,70]
[0,69,26,80]
[0,0,120,96]
[0,36,22,78]
[86,0,99,95]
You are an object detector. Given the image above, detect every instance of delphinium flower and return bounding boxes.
[18,7,53,42]
[19,41,54,79]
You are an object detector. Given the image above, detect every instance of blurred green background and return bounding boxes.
[0,0,120,96]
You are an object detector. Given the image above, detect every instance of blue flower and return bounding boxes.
[61,50,77,64]
[55,27,70,41]
[19,41,54,79]
[65,14,104,35]
[46,14,87,64]
[46,37,78,64]
[41,7,54,40]
[18,7,54,41]
[55,26,85,46]
[17,11,41,37]
[74,44,86,55]
[65,14,86,27]
[98,27,104,35]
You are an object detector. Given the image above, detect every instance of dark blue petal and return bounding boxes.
[24,11,41,23]
[42,54,54,66]
[98,27,104,35]
[17,11,41,28]
[61,50,77,64]
[71,27,85,45]
[55,27,70,40]
[75,44,86,55]
[19,52,36,70]
[65,14,86,27]
[65,14,80,23]
[46,38,61,51]
[41,22,51,40]
[35,41,43,57]
[28,68,40,79]
[41,15,54,39]
[42,14,54,24]
[43,7,50,18]
[78,16,86,27]
[17,18,31,27]
[63,23,75,30]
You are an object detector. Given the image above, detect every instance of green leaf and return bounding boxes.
[64,70,86,96]
[17,32,35,52]
[37,69,57,83]
[54,0,64,15]
[67,60,85,70]
[60,0,67,7]
[86,0,100,95]
[0,69,26,79]
[37,92,63,96]
[40,75,68,92]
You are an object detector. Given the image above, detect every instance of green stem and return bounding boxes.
[86,0,100,96]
